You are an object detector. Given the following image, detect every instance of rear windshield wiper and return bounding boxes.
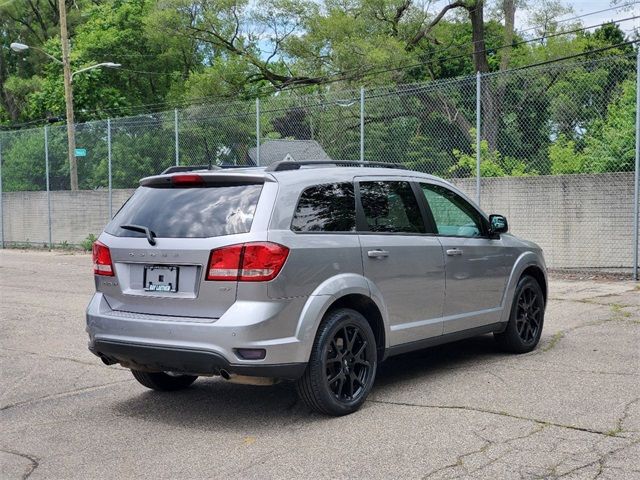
[120,224,157,246]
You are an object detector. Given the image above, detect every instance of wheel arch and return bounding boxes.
[295,273,389,363]
[521,265,547,304]
[326,294,386,362]
[500,252,548,323]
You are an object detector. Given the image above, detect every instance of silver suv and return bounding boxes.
[87,161,547,416]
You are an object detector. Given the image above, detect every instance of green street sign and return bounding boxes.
[75,148,87,157]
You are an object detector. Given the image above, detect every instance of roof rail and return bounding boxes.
[162,165,220,174]
[265,160,403,172]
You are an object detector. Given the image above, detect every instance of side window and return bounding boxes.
[420,184,484,238]
[291,183,356,232]
[359,181,425,233]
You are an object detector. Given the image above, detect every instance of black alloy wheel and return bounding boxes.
[296,308,377,415]
[324,325,373,402]
[494,275,545,353]
[515,284,543,344]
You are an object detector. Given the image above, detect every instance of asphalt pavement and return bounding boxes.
[1,249,639,479]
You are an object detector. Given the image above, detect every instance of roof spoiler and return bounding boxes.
[265,160,403,172]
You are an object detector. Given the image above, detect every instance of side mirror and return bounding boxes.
[489,214,508,235]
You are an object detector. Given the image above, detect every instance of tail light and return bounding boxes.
[206,242,289,282]
[206,244,243,281]
[92,241,114,276]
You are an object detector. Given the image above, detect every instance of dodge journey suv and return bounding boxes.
[87,160,547,416]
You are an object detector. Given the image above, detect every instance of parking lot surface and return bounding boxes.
[1,249,639,479]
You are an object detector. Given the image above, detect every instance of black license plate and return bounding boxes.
[144,265,179,292]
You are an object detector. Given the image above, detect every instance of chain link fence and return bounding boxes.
[0,52,638,278]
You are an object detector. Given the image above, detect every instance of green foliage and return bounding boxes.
[582,79,637,173]
[450,133,535,178]
[81,233,98,252]
[0,0,636,187]
[549,135,585,175]
[56,240,72,250]
[547,79,636,175]
[1,130,49,191]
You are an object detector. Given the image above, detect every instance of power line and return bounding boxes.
[2,45,634,131]
[517,1,639,35]
[253,15,640,94]
[110,13,639,96]
[93,8,639,81]
[502,39,638,73]
[2,14,637,127]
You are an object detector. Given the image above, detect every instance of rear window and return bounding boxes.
[105,184,262,238]
[291,183,356,232]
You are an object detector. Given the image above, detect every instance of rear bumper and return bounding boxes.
[90,340,306,379]
[86,292,310,379]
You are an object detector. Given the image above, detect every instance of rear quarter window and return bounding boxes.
[105,184,262,238]
[291,183,356,232]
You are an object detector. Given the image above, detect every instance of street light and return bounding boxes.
[10,41,120,191]
[10,42,63,65]
[71,62,121,80]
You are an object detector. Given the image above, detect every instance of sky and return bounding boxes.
[425,0,639,36]
[543,0,639,35]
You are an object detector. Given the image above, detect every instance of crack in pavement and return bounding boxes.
[532,304,638,355]
[1,379,134,412]
[422,423,547,479]
[368,399,624,438]
[614,397,640,436]
[0,448,39,480]
[552,438,640,479]
[492,361,639,378]
[421,437,492,479]
[1,346,128,370]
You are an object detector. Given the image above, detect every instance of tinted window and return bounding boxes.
[105,184,262,238]
[291,183,355,232]
[421,184,484,238]
[359,181,425,233]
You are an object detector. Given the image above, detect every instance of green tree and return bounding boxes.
[450,133,534,178]
[582,79,637,173]
[548,135,585,175]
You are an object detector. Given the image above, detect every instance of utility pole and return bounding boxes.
[58,0,78,191]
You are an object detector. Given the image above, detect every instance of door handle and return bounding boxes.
[367,249,389,259]
[446,248,463,256]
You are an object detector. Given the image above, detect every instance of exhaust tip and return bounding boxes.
[219,369,231,380]
[99,354,116,366]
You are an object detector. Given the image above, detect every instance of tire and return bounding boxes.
[131,370,198,391]
[296,308,378,416]
[494,275,545,353]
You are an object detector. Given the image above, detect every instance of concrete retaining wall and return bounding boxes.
[1,189,134,246]
[451,172,636,270]
[1,173,637,271]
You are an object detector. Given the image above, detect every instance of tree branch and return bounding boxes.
[407,0,466,49]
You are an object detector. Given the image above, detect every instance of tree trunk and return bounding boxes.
[468,0,516,152]
[481,0,516,152]
[467,1,490,74]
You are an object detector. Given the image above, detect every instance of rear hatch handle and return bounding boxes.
[120,224,157,246]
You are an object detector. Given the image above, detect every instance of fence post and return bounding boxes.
[256,98,261,166]
[360,87,365,163]
[633,48,639,281]
[44,126,52,249]
[107,119,113,219]
[174,109,179,166]
[0,134,4,249]
[476,71,482,206]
